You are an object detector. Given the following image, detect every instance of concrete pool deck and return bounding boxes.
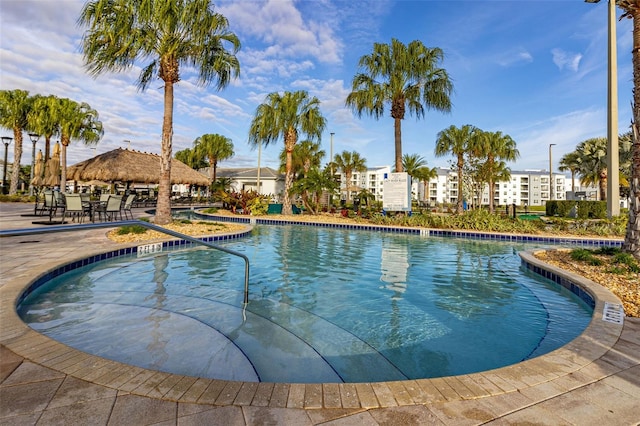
[0,202,638,425]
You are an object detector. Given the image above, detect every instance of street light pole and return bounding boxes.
[549,143,556,201]
[1,136,12,195]
[585,0,620,217]
[28,133,40,196]
[330,132,335,206]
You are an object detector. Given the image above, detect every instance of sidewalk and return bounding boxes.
[0,202,638,425]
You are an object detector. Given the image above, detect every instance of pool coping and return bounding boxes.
[0,221,627,410]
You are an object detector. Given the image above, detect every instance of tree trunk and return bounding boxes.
[623,8,640,260]
[394,117,403,173]
[282,128,296,215]
[456,155,464,214]
[155,81,174,225]
[9,127,22,195]
[599,170,607,202]
[345,171,352,202]
[488,179,495,213]
[60,138,68,192]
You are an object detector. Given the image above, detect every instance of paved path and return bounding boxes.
[0,202,638,425]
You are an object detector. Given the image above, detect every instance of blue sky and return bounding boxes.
[0,0,633,174]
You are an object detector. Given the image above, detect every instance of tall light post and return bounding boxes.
[330,132,335,205]
[586,0,620,217]
[549,143,556,201]
[1,136,12,195]
[28,133,40,196]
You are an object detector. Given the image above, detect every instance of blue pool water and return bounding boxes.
[18,225,592,383]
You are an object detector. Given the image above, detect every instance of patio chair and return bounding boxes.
[104,195,123,221]
[63,194,90,223]
[55,192,66,211]
[40,190,58,218]
[121,194,136,220]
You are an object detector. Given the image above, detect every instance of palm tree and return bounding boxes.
[334,150,367,202]
[558,151,582,193]
[618,1,640,258]
[57,98,103,191]
[471,130,519,213]
[435,124,478,213]
[0,89,31,195]
[575,138,608,202]
[401,153,426,176]
[175,147,207,169]
[194,133,234,183]
[279,140,325,178]
[79,0,240,224]
[248,91,326,215]
[346,38,453,172]
[413,166,438,204]
[27,94,59,162]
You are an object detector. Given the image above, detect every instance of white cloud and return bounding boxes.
[551,48,582,72]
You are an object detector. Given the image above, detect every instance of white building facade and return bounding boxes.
[349,167,568,208]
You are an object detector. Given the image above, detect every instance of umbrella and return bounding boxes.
[45,142,61,187]
[30,150,44,187]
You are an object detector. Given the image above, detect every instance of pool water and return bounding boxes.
[18,225,592,383]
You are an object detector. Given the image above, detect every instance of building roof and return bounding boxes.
[215,167,283,180]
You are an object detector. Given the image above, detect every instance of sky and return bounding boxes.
[0,0,633,175]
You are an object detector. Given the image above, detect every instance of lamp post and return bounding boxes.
[1,136,12,195]
[549,143,556,201]
[585,0,620,217]
[28,133,40,196]
[330,132,335,205]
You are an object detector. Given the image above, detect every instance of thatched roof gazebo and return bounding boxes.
[67,148,211,186]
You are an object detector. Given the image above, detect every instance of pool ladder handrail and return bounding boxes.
[0,219,251,304]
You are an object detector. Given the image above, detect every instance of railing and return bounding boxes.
[0,220,251,304]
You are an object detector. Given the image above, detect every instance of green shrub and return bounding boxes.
[570,248,593,262]
[595,246,621,256]
[116,225,148,235]
[202,207,218,214]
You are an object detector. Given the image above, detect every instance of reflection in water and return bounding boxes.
[380,238,409,299]
[145,254,170,369]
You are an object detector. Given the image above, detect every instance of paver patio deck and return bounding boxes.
[0,202,638,425]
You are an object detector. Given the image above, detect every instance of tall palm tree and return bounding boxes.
[194,133,234,183]
[471,130,519,213]
[435,124,477,214]
[0,89,31,195]
[27,94,59,162]
[79,0,240,224]
[345,38,453,172]
[558,151,582,193]
[413,166,438,204]
[57,98,103,191]
[248,91,326,215]
[334,150,367,202]
[618,1,640,258]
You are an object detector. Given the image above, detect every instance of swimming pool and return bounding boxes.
[18,225,592,383]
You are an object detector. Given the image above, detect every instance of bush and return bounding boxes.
[116,225,148,235]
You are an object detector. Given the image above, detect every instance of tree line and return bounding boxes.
[0,90,103,195]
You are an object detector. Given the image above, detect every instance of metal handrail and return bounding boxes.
[0,220,251,304]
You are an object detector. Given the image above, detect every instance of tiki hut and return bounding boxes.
[66,148,211,186]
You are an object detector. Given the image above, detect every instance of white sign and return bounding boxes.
[137,243,163,257]
[383,172,411,212]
